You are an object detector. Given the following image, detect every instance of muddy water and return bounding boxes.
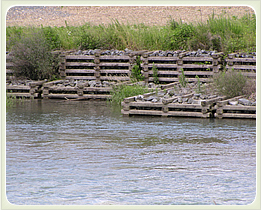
[6,100,256,205]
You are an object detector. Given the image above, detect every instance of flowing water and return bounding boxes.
[6,100,256,205]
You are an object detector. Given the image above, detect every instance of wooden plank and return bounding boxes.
[7,93,32,97]
[148,70,179,76]
[183,71,213,76]
[65,69,95,73]
[128,110,163,116]
[167,111,209,118]
[147,63,178,69]
[223,105,256,111]
[100,76,130,81]
[47,93,111,100]
[49,86,77,92]
[148,78,179,82]
[6,85,31,90]
[226,65,256,71]
[65,76,96,80]
[100,69,130,74]
[183,57,213,62]
[168,104,203,109]
[221,113,256,119]
[225,58,256,63]
[65,55,95,60]
[129,102,163,108]
[182,64,213,69]
[147,57,178,62]
[66,62,95,67]
[99,62,129,67]
[47,94,79,99]
[100,55,129,60]
[83,87,112,92]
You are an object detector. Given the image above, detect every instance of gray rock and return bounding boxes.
[172,98,178,103]
[238,98,251,106]
[76,50,82,55]
[182,98,188,103]
[145,96,155,101]
[152,98,158,103]
[229,101,238,106]
[88,80,96,87]
[135,95,144,101]
[187,98,193,104]
[178,97,183,103]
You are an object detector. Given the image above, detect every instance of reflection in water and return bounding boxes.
[6,100,256,205]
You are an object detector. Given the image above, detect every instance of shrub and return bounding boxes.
[179,68,188,87]
[12,29,59,80]
[152,63,159,84]
[168,23,195,50]
[131,56,144,82]
[213,69,247,98]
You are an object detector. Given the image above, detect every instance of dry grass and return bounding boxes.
[6,6,255,27]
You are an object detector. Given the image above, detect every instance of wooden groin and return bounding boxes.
[6,80,46,98]
[225,53,256,79]
[42,80,113,100]
[121,82,227,118]
[214,96,256,119]
[141,52,223,83]
[6,50,256,83]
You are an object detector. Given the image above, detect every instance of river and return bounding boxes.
[6,99,256,205]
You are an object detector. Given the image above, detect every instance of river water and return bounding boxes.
[6,100,256,205]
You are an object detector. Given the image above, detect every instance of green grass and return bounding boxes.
[109,84,150,106]
[6,13,256,54]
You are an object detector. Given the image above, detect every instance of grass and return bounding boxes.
[6,13,256,54]
[109,83,150,106]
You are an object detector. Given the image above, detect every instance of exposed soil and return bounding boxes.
[6,6,255,27]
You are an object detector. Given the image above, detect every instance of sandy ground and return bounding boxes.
[6,6,255,27]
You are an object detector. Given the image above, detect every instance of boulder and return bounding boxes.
[238,98,252,106]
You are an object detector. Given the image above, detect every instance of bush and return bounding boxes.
[12,29,59,80]
[168,23,195,50]
[213,69,247,98]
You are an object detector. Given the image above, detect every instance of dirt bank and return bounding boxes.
[6,6,255,27]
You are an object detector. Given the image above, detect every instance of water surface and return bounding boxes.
[6,100,256,205]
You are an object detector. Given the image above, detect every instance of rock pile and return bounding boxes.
[228,98,256,106]
[50,79,117,88]
[133,81,256,106]
[71,49,256,58]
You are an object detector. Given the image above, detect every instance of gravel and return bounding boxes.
[6,6,255,27]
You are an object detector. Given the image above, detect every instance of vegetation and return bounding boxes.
[6,13,256,54]
[213,69,247,98]
[10,28,60,80]
[131,56,144,82]
[109,83,149,106]
[179,68,188,87]
[152,63,159,84]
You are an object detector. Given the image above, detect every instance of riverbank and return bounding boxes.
[6,7,256,54]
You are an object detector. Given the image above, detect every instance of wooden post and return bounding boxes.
[94,50,101,82]
[59,54,66,79]
[42,84,50,99]
[129,52,135,79]
[142,53,149,84]
[211,53,222,75]
[227,53,236,71]
[77,83,84,96]
[177,52,185,77]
